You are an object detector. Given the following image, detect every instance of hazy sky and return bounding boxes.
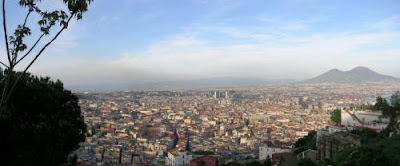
[2,0,400,89]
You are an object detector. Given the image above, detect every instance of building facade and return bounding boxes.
[259,142,290,160]
[166,150,193,166]
[341,109,389,131]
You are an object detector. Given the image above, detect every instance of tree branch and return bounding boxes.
[22,9,31,28]
[2,0,11,66]
[15,33,45,66]
[0,0,13,112]
[0,61,8,68]
[0,76,6,84]
[0,65,12,111]
[4,14,75,103]
[12,9,33,64]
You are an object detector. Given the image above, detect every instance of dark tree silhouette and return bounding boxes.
[0,0,93,112]
[264,155,273,166]
[293,130,316,154]
[298,158,316,166]
[374,92,400,135]
[333,134,400,166]
[0,71,86,165]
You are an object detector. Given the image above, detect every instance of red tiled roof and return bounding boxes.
[272,152,290,160]
[191,156,218,162]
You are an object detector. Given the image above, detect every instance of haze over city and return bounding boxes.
[3,0,400,90]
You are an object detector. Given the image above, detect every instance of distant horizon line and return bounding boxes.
[45,66,400,91]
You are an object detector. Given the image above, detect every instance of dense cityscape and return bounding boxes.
[74,82,400,165]
[2,1,400,166]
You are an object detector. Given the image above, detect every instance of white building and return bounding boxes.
[240,137,247,145]
[259,142,290,160]
[166,149,192,166]
[341,109,389,131]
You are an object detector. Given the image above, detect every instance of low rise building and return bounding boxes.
[259,141,291,160]
[341,109,389,132]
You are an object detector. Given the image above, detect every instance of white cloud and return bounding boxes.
[367,15,400,31]
[107,27,400,80]
[29,15,400,88]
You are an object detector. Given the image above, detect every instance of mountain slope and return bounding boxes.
[305,66,399,83]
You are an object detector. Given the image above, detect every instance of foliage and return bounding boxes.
[330,109,341,124]
[193,150,215,155]
[391,91,400,109]
[374,91,400,135]
[350,129,381,144]
[0,0,93,111]
[298,158,316,166]
[0,71,86,165]
[222,162,242,166]
[223,158,273,166]
[10,0,93,57]
[247,161,263,166]
[373,96,390,111]
[293,130,317,154]
[333,134,400,166]
[320,158,333,166]
[278,156,285,165]
[264,155,273,166]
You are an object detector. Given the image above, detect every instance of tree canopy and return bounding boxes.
[193,150,215,155]
[298,158,316,166]
[333,134,400,166]
[0,71,86,165]
[293,130,317,154]
[374,91,400,135]
[264,155,273,166]
[222,162,243,166]
[330,109,341,124]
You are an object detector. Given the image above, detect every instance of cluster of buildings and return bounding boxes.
[73,83,399,165]
[314,108,390,161]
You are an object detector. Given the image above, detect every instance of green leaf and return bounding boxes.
[77,13,82,20]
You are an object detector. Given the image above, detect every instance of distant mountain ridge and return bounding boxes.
[305,66,399,83]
